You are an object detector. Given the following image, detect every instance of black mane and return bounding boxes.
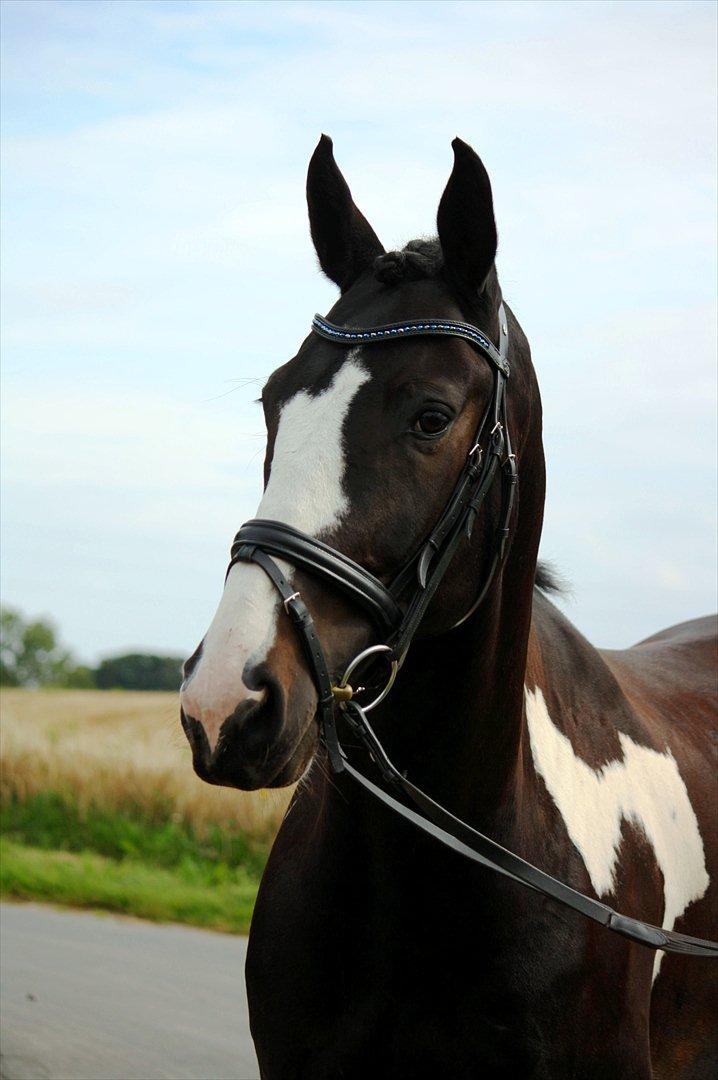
[535,561,563,595]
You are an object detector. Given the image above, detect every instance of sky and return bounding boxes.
[1,0,716,663]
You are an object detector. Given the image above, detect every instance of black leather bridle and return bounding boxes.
[227,304,717,960]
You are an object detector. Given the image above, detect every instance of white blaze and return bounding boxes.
[181,353,369,748]
[524,684,710,981]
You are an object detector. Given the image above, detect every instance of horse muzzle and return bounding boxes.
[180,674,319,790]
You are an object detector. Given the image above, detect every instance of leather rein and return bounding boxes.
[227,304,717,960]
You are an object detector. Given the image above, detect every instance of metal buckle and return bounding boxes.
[283,591,301,612]
[333,644,398,713]
[490,420,505,453]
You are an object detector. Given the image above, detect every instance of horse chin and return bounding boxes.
[262,741,317,788]
[188,712,319,792]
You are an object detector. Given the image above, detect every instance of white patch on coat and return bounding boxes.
[524,685,710,982]
[180,354,369,749]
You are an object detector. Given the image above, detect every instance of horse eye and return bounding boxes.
[413,410,451,437]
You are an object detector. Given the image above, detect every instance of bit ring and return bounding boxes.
[335,644,398,713]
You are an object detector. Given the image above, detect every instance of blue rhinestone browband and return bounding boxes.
[311,313,510,376]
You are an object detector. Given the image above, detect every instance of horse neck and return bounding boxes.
[365,594,631,865]
[373,554,538,827]
[523,591,637,760]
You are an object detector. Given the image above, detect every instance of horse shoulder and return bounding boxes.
[525,602,715,985]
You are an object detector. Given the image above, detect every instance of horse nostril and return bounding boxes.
[211,680,275,758]
[180,666,285,778]
[242,659,273,696]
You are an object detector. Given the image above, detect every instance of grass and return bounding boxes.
[0,689,293,931]
[1,839,257,933]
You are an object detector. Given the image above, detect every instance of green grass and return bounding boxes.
[1,838,258,933]
[2,791,269,877]
[0,792,270,932]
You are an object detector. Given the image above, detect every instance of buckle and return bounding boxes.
[490,421,505,454]
[283,591,301,612]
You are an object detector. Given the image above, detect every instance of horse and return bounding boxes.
[179,136,717,1079]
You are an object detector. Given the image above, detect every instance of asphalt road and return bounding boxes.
[0,902,260,1080]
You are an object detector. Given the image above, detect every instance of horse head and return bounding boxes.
[180,136,544,790]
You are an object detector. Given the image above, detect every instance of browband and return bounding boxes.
[312,312,510,376]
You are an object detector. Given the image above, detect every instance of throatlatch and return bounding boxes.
[227,303,718,960]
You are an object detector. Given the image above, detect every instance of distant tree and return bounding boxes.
[61,664,97,689]
[94,653,183,691]
[0,606,95,688]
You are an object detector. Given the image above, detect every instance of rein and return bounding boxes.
[228,305,717,960]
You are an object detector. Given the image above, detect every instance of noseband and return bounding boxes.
[226,304,717,960]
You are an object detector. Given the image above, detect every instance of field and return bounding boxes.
[0,689,292,931]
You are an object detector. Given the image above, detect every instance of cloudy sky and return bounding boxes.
[2,0,716,663]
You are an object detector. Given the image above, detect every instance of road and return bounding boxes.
[0,902,260,1080]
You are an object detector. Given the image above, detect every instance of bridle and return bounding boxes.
[226,303,717,960]
[230,305,514,756]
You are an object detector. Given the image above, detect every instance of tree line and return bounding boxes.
[0,607,184,691]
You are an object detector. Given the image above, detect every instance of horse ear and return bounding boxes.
[437,138,498,298]
[306,135,384,293]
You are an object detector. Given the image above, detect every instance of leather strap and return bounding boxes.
[229,520,401,633]
[312,313,510,376]
[392,367,512,658]
[231,546,344,772]
[339,700,718,958]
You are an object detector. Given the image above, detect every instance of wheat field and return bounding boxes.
[0,689,292,841]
